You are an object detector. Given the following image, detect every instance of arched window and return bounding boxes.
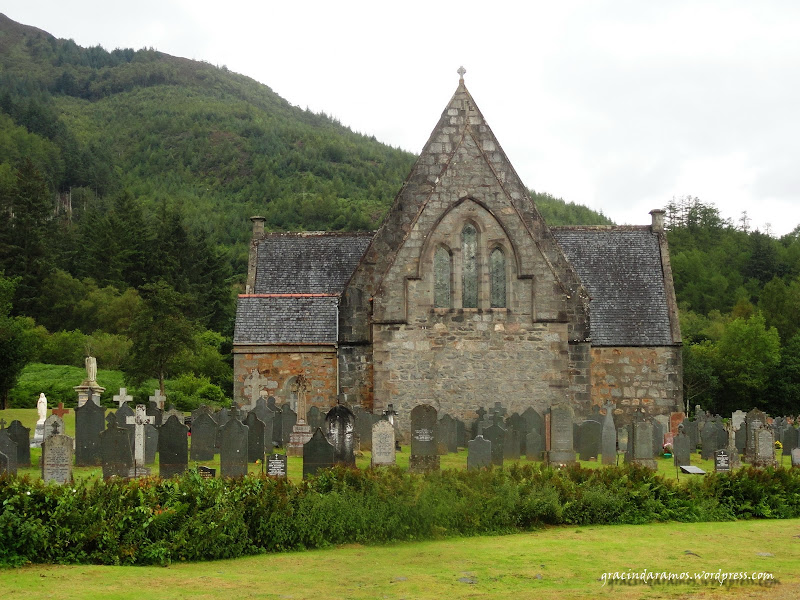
[490,247,506,308]
[462,224,478,308]
[434,246,451,308]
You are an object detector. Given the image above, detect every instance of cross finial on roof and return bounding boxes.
[457,66,466,81]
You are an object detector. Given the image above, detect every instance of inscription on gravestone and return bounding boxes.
[409,404,440,473]
[714,449,730,472]
[42,431,73,484]
[267,453,288,478]
[371,420,395,467]
[547,404,576,465]
[325,405,356,466]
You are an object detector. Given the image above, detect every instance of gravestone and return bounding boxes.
[735,424,747,452]
[0,428,18,474]
[126,405,155,475]
[791,448,800,468]
[215,407,230,427]
[522,407,545,441]
[752,426,776,468]
[723,422,742,470]
[7,421,30,467]
[507,413,527,455]
[244,412,267,463]
[191,405,214,422]
[714,449,731,472]
[197,465,216,479]
[280,404,297,448]
[40,423,74,484]
[325,405,356,466]
[547,403,576,465]
[526,429,544,461]
[672,428,691,467]
[616,426,628,453]
[266,453,288,478]
[601,403,617,465]
[75,395,105,466]
[371,419,396,467]
[504,426,521,460]
[456,418,467,449]
[745,408,768,462]
[683,420,699,453]
[482,418,505,467]
[0,451,7,475]
[113,387,133,409]
[701,421,724,460]
[303,428,334,478]
[146,401,163,428]
[652,419,665,458]
[352,406,374,451]
[190,413,217,461]
[467,435,492,470]
[782,426,799,457]
[268,398,283,447]
[115,402,135,450]
[158,415,189,479]
[439,413,458,454]
[219,418,249,478]
[43,414,65,444]
[472,406,487,438]
[409,404,440,473]
[577,420,602,461]
[731,410,747,432]
[100,426,134,479]
[628,418,657,469]
[149,389,167,411]
[144,424,158,465]
[164,407,184,425]
[307,405,325,431]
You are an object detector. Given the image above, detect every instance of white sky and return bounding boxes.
[5,1,800,235]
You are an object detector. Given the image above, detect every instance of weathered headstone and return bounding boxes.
[113,387,133,408]
[126,405,155,475]
[577,420,602,461]
[325,405,356,466]
[0,451,7,475]
[701,421,725,460]
[791,448,800,468]
[115,402,135,449]
[244,412,267,463]
[526,429,544,461]
[652,419,665,458]
[547,403,576,465]
[628,418,657,469]
[280,404,297,448]
[371,420,396,467]
[144,424,158,465]
[409,404,440,473]
[731,410,747,432]
[268,397,283,447]
[75,395,105,466]
[752,426,776,468]
[100,426,134,479]
[158,415,189,479]
[146,401,163,428]
[504,426,521,460]
[191,405,214,422]
[7,421,30,467]
[522,407,545,441]
[303,428,334,478]
[616,426,628,453]
[43,414,64,444]
[735,424,747,452]
[467,435,492,470]
[439,413,459,454]
[266,453,288,478]
[483,419,505,467]
[307,405,325,431]
[0,428,18,474]
[601,403,617,465]
[190,413,217,461]
[683,420,699,453]
[219,418,249,478]
[352,406,373,451]
[744,408,768,463]
[672,428,691,467]
[782,426,799,457]
[714,449,731,472]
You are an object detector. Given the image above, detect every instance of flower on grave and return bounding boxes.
[663,443,673,455]
[775,440,783,450]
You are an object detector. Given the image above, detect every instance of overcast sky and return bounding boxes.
[5,1,800,235]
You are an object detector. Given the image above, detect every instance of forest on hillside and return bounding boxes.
[1,16,799,417]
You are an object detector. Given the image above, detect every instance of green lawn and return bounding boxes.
[1,519,797,599]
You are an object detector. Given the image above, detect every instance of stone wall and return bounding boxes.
[590,346,683,423]
[233,346,338,415]
[338,343,373,410]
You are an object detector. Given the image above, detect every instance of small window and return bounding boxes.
[490,247,506,308]
[462,224,478,308]
[434,246,451,308]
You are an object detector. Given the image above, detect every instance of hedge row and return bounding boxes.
[1,463,799,566]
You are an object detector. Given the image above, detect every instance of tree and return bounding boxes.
[0,273,34,409]
[122,280,195,395]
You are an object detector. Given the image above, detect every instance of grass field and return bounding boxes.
[1,519,798,599]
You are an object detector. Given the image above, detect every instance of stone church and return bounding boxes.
[233,72,683,436]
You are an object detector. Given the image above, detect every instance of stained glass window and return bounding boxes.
[490,247,506,308]
[434,246,451,308]
[462,224,478,308]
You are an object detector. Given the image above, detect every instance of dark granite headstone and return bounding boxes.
[146,401,163,427]
[577,420,602,461]
[266,453,288,478]
[303,428,334,479]
[115,403,136,450]
[352,406,373,451]
[100,427,134,479]
[456,418,467,449]
[281,404,297,448]
[735,424,747,452]
[483,422,505,466]
[325,405,356,466]
[158,415,189,479]
[7,421,30,467]
[467,435,492,470]
[672,429,691,467]
[190,413,217,461]
[244,412,267,463]
[714,449,731,472]
[526,429,544,461]
[250,398,270,423]
[601,403,617,465]
[409,404,440,472]
[507,413,528,455]
[652,419,664,458]
[219,418,249,478]
[504,426,521,460]
[439,413,458,454]
[548,403,576,464]
[268,398,283,447]
[701,421,724,460]
[144,424,158,465]
[0,430,18,474]
[307,405,325,431]
[781,426,798,457]
[522,407,544,440]
[0,451,9,475]
[191,405,214,423]
[683,420,699,452]
[75,396,105,466]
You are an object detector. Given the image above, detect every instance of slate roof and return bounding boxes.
[254,233,373,294]
[551,227,676,346]
[234,295,339,345]
[235,233,373,345]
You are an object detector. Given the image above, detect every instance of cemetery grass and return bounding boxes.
[2,519,798,600]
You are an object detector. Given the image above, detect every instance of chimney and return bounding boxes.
[649,209,665,233]
[250,215,266,239]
